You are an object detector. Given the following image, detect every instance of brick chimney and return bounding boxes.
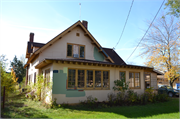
[82,20,88,29]
[29,33,34,42]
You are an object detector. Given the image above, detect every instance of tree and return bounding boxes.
[140,14,180,87]
[19,54,26,65]
[0,54,8,69]
[0,55,15,96]
[165,0,180,17]
[10,56,26,83]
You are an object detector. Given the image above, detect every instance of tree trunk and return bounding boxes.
[170,80,173,87]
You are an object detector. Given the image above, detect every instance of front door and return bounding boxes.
[145,72,151,89]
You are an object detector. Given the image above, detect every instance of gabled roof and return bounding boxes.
[102,48,126,65]
[33,20,114,63]
[26,42,45,58]
[28,42,45,53]
[25,20,115,66]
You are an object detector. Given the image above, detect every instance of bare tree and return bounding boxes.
[140,14,180,87]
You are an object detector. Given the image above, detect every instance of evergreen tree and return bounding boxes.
[10,56,26,83]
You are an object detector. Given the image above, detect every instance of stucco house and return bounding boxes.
[24,20,163,104]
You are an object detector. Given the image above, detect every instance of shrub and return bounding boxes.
[113,78,129,92]
[140,93,148,105]
[126,89,139,104]
[116,92,125,105]
[107,93,116,102]
[80,95,98,108]
[145,87,154,102]
[50,98,58,108]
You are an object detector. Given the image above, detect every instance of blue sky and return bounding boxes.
[0,0,168,69]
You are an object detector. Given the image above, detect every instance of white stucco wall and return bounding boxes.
[28,57,39,84]
[52,63,145,104]
[38,26,106,63]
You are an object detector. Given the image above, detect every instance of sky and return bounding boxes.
[0,0,170,70]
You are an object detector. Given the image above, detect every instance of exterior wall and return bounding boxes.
[28,57,39,84]
[151,73,157,89]
[40,64,53,104]
[52,63,145,104]
[38,26,106,63]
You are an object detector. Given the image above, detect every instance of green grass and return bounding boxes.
[1,92,180,118]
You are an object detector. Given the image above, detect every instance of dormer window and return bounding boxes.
[67,43,85,58]
[67,44,73,56]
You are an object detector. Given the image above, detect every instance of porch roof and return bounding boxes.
[35,58,154,71]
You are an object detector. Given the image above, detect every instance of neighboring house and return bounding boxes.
[157,75,180,89]
[24,20,163,104]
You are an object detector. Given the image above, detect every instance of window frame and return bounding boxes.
[119,71,126,87]
[67,43,73,57]
[102,70,110,89]
[67,68,110,90]
[34,72,36,84]
[77,69,85,88]
[119,71,126,81]
[79,45,85,59]
[66,43,85,59]
[86,70,94,90]
[67,68,76,89]
[45,69,50,86]
[144,72,151,89]
[129,72,141,89]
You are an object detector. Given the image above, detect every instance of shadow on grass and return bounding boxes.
[61,99,179,118]
[1,107,49,118]
[1,93,49,118]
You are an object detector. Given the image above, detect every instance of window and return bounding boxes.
[95,71,101,87]
[145,72,151,89]
[28,74,33,85]
[28,75,30,85]
[68,69,75,88]
[103,71,109,88]
[45,69,50,86]
[129,72,140,89]
[34,72,36,84]
[78,70,85,88]
[68,69,109,90]
[67,44,72,57]
[135,73,140,88]
[86,70,93,88]
[67,43,85,58]
[80,46,85,58]
[119,71,126,81]
[76,33,80,36]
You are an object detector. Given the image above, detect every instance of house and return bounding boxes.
[157,75,180,89]
[24,20,163,104]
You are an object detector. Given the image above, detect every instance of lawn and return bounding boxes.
[1,92,180,118]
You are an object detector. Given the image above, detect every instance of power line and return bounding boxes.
[113,0,134,49]
[125,0,165,62]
